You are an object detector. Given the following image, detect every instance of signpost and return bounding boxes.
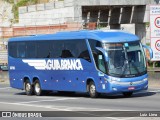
[150,5,160,61]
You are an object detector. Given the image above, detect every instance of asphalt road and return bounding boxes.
[0,83,160,120]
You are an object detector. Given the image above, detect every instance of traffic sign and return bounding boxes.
[150,5,160,61]
[155,40,160,51]
[155,17,160,28]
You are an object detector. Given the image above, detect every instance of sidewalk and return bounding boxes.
[148,72,160,88]
[0,71,9,84]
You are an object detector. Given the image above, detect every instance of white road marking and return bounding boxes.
[148,90,160,93]
[0,101,147,119]
[0,101,71,111]
[105,117,136,120]
[105,117,124,120]
[135,90,160,94]
[64,106,132,111]
[0,101,133,118]
[149,88,160,90]
[119,117,136,120]
[18,98,78,104]
[34,96,56,99]
[0,87,11,90]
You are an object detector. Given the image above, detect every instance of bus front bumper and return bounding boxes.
[99,79,148,94]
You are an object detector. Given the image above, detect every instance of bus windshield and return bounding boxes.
[103,41,146,77]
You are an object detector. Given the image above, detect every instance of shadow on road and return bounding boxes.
[99,91,156,99]
[14,91,156,99]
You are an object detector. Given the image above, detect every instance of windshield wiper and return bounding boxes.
[120,60,129,77]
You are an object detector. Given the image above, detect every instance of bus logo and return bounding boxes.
[22,59,83,70]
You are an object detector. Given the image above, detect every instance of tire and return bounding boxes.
[24,80,33,96]
[88,81,99,98]
[123,92,133,97]
[34,80,43,96]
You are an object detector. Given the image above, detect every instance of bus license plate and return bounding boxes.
[128,87,135,90]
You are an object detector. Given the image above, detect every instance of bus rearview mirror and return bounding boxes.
[142,45,153,60]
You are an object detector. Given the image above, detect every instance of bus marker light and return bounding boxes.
[144,85,148,88]
[112,87,117,91]
[102,84,105,89]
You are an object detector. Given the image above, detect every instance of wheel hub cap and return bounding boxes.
[26,83,31,92]
[35,83,40,93]
[90,85,95,94]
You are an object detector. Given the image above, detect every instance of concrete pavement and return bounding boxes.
[0,84,160,119]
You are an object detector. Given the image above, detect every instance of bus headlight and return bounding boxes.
[104,77,108,81]
[142,78,147,82]
[109,77,120,83]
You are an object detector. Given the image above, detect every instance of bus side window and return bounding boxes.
[61,49,73,58]
[26,42,37,58]
[98,53,106,73]
[37,41,53,58]
[17,42,26,58]
[9,42,17,58]
[91,48,106,73]
[78,50,91,62]
[77,40,91,62]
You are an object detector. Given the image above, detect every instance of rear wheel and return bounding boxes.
[24,80,33,95]
[88,81,99,98]
[123,92,133,97]
[34,80,42,96]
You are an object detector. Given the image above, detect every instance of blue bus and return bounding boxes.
[8,30,152,98]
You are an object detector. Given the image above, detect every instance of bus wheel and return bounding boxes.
[24,80,33,95]
[34,80,42,96]
[123,92,133,97]
[89,81,98,98]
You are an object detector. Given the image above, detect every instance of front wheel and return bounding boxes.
[34,80,42,96]
[123,92,133,97]
[88,81,99,98]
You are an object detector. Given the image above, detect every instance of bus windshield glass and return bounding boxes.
[103,41,146,77]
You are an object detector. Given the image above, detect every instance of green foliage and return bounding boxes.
[146,22,150,26]
[3,0,14,4]
[155,61,160,67]
[12,4,19,22]
[146,43,150,46]
[148,61,160,67]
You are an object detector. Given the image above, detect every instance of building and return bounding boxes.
[0,0,160,64]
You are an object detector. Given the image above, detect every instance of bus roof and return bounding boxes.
[9,30,139,43]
